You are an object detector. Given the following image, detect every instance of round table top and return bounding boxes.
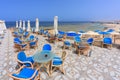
[32,50,55,63]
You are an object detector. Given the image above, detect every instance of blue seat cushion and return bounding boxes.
[104,38,112,44]
[24,57,34,67]
[58,35,63,38]
[53,57,63,65]
[26,57,34,63]
[64,41,71,46]
[30,42,36,46]
[12,68,38,79]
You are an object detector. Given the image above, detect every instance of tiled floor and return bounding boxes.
[0,30,120,80]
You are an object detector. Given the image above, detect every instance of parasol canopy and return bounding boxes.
[98,31,110,35]
[66,31,77,37]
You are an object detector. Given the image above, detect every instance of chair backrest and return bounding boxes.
[44,30,48,34]
[30,41,36,46]
[103,37,112,44]
[25,32,29,35]
[14,37,22,43]
[87,38,94,45]
[29,35,34,40]
[74,36,81,42]
[87,38,93,43]
[42,44,52,51]
[58,34,63,38]
[61,51,67,61]
[17,51,27,61]
[14,37,20,42]
[64,41,71,45]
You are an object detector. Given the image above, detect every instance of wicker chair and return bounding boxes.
[16,51,34,68]
[9,66,40,80]
[51,51,67,75]
[76,44,90,56]
[102,37,112,48]
[63,41,72,49]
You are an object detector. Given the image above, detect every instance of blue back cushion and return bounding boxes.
[64,41,71,46]
[42,44,51,51]
[87,38,94,45]
[30,42,36,46]
[24,32,29,35]
[53,57,63,65]
[14,38,22,43]
[104,38,112,44]
[74,36,81,42]
[18,51,27,61]
[87,38,93,43]
[30,35,34,40]
[14,37,20,42]
[58,34,63,38]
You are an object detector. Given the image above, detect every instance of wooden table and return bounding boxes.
[33,61,52,76]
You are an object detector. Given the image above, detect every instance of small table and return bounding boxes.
[32,50,55,76]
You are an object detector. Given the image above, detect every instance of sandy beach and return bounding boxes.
[0,29,120,80]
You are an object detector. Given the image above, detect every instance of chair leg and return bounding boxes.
[63,45,65,50]
[61,64,65,74]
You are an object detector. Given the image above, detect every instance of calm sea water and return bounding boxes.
[5,21,106,31]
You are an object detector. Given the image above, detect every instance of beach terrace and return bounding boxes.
[1,0,120,80]
[0,23,120,80]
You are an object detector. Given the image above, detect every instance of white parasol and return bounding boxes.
[23,21,26,30]
[35,18,39,32]
[54,16,58,35]
[27,20,31,32]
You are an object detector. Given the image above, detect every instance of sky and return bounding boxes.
[0,0,120,21]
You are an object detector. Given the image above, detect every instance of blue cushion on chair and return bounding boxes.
[103,37,112,44]
[58,35,63,38]
[17,51,34,67]
[14,38,22,44]
[64,41,71,46]
[30,42,36,46]
[87,38,94,46]
[53,57,63,65]
[27,57,34,63]
[74,36,81,43]
[42,44,52,51]
[21,44,27,48]
[12,68,38,79]
[18,51,27,61]
[53,56,61,59]
[29,35,35,40]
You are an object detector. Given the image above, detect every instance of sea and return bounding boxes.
[5,21,106,32]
